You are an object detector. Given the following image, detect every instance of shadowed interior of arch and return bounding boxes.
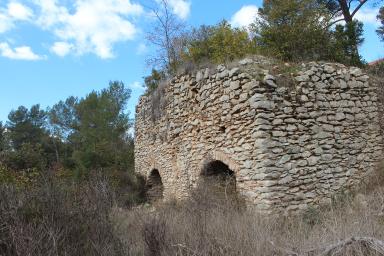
[199,160,237,199]
[146,169,164,202]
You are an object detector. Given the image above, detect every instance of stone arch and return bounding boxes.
[200,150,240,175]
[198,150,240,200]
[146,169,164,202]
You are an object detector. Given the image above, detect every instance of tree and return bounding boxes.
[321,0,382,64]
[254,0,334,61]
[4,105,59,170]
[144,69,166,93]
[322,0,377,24]
[146,0,186,75]
[377,6,384,41]
[49,96,79,140]
[3,142,46,170]
[7,105,47,150]
[183,20,255,64]
[182,25,212,64]
[331,20,365,65]
[50,81,133,174]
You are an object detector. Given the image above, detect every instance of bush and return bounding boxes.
[1,143,46,171]
[366,61,384,77]
[182,20,256,65]
[0,172,126,256]
[0,164,40,188]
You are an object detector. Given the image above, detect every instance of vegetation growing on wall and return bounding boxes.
[143,0,380,94]
[182,20,256,65]
[253,0,333,61]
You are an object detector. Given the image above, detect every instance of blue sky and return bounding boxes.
[0,0,383,122]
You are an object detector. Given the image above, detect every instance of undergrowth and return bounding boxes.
[113,166,384,256]
[1,164,384,255]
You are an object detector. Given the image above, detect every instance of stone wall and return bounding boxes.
[135,57,383,213]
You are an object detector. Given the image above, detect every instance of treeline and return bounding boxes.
[0,82,135,181]
[144,0,384,92]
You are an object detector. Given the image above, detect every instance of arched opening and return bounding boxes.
[199,160,237,200]
[146,169,164,202]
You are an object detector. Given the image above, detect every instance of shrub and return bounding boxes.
[182,20,256,65]
[0,172,126,256]
[366,61,384,77]
[0,164,40,188]
[150,81,168,122]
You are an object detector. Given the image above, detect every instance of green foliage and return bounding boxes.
[3,143,46,170]
[0,122,5,152]
[332,21,365,66]
[144,69,166,93]
[183,20,255,65]
[252,0,366,65]
[317,0,339,12]
[7,105,47,150]
[378,7,384,42]
[1,105,61,170]
[254,0,333,61]
[1,82,135,187]
[0,164,40,188]
[319,0,367,65]
[50,81,134,175]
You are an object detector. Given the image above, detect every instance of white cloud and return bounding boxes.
[129,81,144,90]
[331,7,381,27]
[0,0,183,59]
[0,42,44,60]
[136,43,147,55]
[7,2,33,20]
[33,0,70,28]
[0,13,13,33]
[230,5,259,28]
[33,0,144,58]
[50,41,73,56]
[355,8,381,27]
[0,1,33,33]
[168,0,190,20]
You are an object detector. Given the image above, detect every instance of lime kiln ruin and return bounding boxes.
[135,57,382,213]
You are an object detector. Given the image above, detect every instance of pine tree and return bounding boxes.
[377,7,384,41]
[254,0,333,61]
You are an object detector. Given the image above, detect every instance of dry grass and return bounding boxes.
[113,168,384,256]
[0,172,126,256]
[150,80,168,122]
[1,167,384,255]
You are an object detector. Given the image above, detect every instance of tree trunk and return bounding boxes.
[339,0,353,22]
[338,0,361,65]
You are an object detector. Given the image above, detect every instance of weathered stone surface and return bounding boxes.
[135,59,382,214]
[239,58,253,65]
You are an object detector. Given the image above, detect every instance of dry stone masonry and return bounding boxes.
[135,57,383,213]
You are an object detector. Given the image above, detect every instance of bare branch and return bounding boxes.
[326,18,346,28]
[351,0,368,18]
[144,0,186,74]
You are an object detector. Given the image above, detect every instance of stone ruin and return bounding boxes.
[134,57,383,213]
